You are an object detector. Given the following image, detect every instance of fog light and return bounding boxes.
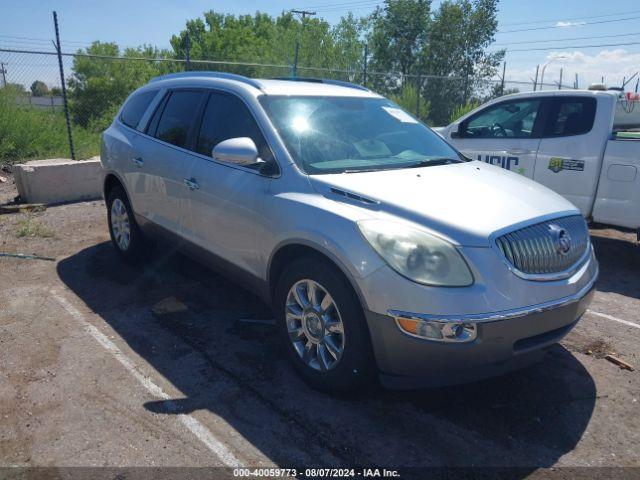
[395,317,477,343]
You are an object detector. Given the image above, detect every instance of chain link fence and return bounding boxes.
[0,47,565,166]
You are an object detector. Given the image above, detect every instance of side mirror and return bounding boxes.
[450,123,461,138]
[212,137,261,166]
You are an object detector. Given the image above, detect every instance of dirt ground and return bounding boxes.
[0,172,639,477]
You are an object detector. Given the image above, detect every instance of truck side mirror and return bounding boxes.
[451,123,461,138]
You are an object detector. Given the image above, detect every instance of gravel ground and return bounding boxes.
[0,173,638,478]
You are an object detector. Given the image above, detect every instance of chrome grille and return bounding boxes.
[496,215,589,276]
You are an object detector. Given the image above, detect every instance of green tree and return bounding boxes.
[30,80,49,97]
[170,10,368,80]
[486,83,519,100]
[330,13,370,81]
[424,0,504,125]
[67,42,174,128]
[368,0,431,94]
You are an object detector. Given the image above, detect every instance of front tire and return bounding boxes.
[106,185,146,262]
[274,257,376,393]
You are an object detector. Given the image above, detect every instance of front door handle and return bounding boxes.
[184,178,200,190]
[507,149,535,155]
[131,157,144,167]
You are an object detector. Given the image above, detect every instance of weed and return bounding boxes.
[16,215,55,238]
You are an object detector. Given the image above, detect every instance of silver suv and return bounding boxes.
[101,72,598,392]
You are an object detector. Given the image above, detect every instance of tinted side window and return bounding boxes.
[154,91,204,148]
[545,97,596,137]
[462,100,541,139]
[196,92,274,168]
[146,93,168,136]
[120,90,158,130]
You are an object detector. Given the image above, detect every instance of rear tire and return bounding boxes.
[106,185,147,262]
[274,256,376,393]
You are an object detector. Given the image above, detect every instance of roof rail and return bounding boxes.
[149,71,264,90]
[272,77,371,92]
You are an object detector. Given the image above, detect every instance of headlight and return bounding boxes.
[357,219,473,287]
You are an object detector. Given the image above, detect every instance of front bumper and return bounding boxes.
[364,271,597,389]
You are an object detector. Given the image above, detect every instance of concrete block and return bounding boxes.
[13,157,103,205]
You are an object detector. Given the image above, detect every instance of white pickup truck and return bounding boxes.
[435,89,640,235]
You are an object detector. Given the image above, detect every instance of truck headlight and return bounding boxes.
[358,219,473,287]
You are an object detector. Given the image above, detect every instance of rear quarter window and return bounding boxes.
[120,90,158,130]
[544,97,596,137]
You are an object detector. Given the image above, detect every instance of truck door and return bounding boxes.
[533,96,605,216]
[450,98,544,178]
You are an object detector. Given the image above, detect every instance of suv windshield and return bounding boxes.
[259,95,462,174]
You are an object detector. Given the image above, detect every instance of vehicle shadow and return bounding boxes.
[57,243,596,473]
[590,229,640,300]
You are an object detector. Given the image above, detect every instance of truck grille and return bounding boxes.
[496,215,589,276]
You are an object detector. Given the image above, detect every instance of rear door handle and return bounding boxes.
[184,178,199,190]
[131,157,144,167]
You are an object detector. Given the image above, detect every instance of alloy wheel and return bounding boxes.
[285,279,345,371]
[110,198,131,251]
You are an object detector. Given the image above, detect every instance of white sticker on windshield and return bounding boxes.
[382,107,419,124]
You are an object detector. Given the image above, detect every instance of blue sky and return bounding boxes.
[1,0,640,91]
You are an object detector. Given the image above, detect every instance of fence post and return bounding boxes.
[416,75,421,119]
[558,68,563,90]
[53,11,75,160]
[363,43,368,87]
[0,62,6,88]
[463,73,468,104]
[185,32,191,71]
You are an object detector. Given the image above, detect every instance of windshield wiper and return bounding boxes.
[405,157,464,168]
[342,167,392,173]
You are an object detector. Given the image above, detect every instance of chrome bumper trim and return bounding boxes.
[388,262,598,325]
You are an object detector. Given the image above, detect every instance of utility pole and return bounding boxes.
[532,65,539,91]
[291,9,315,78]
[500,60,506,95]
[575,73,578,89]
[0,62,6,88]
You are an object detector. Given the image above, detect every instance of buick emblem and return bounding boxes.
[549,224,571,255]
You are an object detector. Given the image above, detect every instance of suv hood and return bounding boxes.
[308,161,579,247]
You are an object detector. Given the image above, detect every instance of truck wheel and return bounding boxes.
[274,257,376,393]
[106,185,146,262]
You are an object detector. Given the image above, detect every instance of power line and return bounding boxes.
[500,9,640,27]
[498,14,640,34]
[300,0,380,9]
[499,40,640,53]
[0,34,92,46]
[297,0,380,12]
[494,31,640,47]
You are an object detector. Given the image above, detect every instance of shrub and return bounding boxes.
[390,83,430,123]
[448,101,480,124]
[0,90,100,166]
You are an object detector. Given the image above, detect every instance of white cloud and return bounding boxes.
[505,49,640,91]
[555,21,586,27]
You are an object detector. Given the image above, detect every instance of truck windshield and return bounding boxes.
[259,95,462,174]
